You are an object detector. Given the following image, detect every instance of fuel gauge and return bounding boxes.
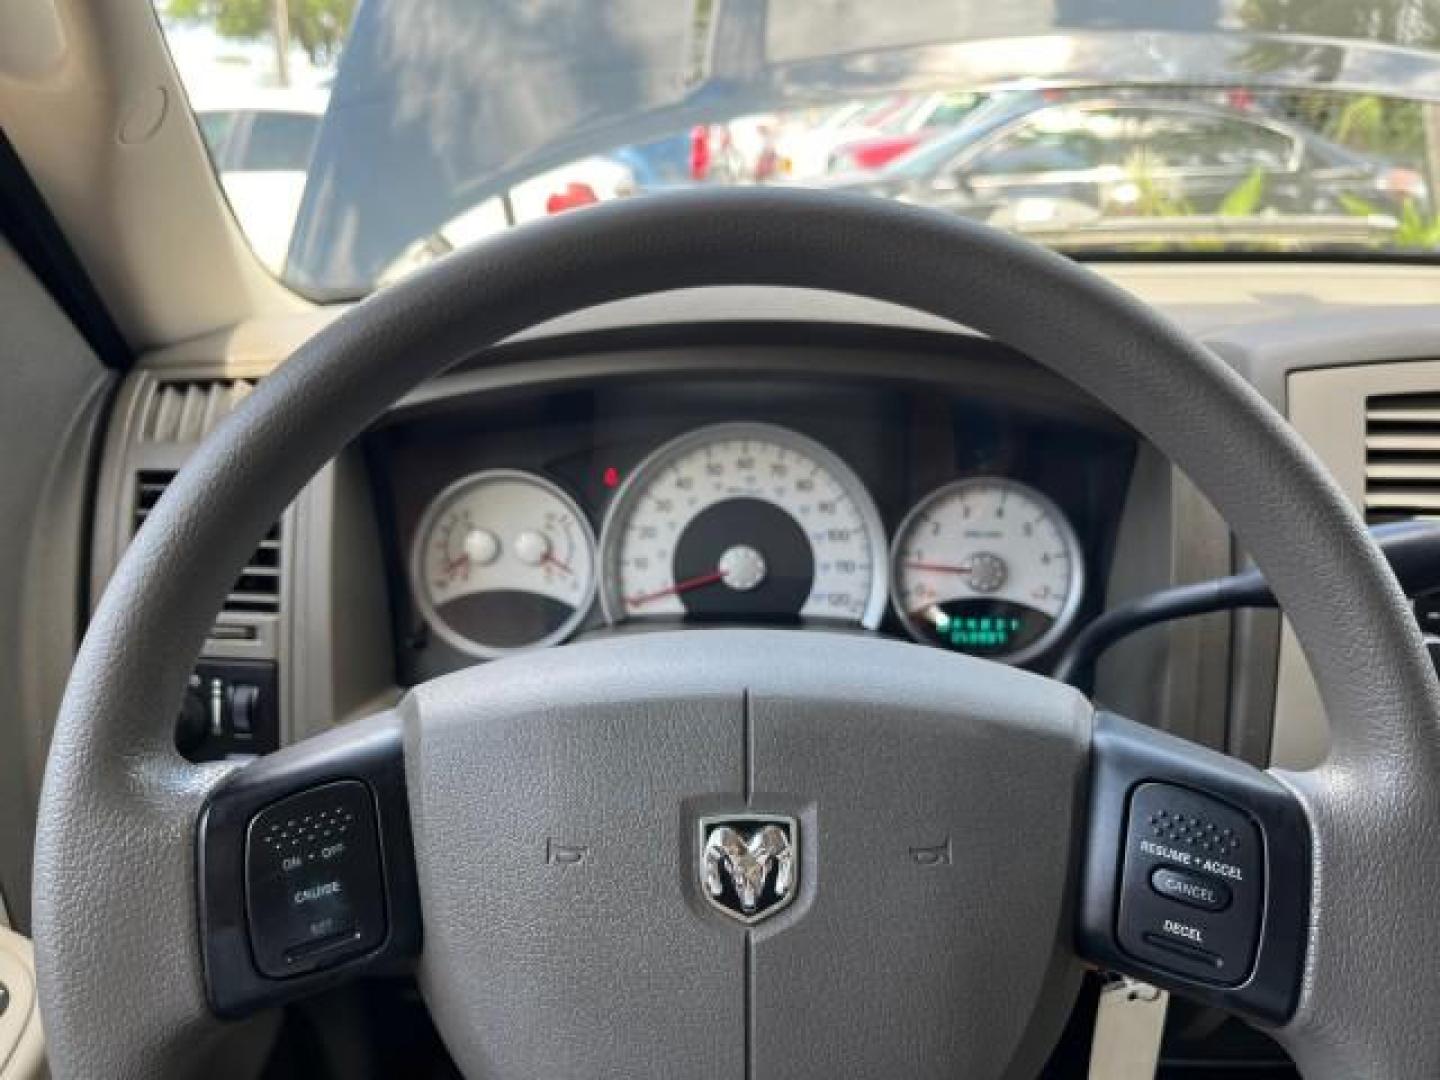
[411,470,596,658]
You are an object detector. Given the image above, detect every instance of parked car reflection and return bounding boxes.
[821,95,1429,238]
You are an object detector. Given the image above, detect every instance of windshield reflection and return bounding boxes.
[368,83,1435,284]
[154,0,1440,295]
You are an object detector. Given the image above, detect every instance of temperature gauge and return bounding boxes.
[891,478,1083,663]
[411,470,596,658]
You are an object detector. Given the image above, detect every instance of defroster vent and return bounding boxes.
[140,379,256,444]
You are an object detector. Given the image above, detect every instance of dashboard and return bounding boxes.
[82,267,1440,782]
[37,265,1440,1037]
[365,347,1136,686]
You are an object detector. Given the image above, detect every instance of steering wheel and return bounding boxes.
[32,190,1440,1079]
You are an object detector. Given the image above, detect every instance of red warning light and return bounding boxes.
[603,466,621,489]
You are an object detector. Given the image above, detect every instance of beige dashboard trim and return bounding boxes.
[0,928,44,1080]
[1278,358,1440,768]
[136,263,1440,374]
[0,0,306,348]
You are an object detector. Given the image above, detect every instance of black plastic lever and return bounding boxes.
[1055,520,1440,692]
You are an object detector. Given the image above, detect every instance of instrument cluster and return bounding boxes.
[405,418,1092,667]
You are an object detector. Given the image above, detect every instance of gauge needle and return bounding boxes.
[541,552,573,576]
[445,555,470,574]
[904,561,973,574]
[626,568,726,608]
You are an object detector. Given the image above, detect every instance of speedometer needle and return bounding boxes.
[904,561,973,575]
[626,569,726,608]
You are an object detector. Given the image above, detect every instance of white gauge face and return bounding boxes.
[891,477,1084,663]
[411,470,596,658]
[600,423,888,628]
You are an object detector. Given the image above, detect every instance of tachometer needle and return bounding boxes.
[904,561,973,575]
[626,568,726,608]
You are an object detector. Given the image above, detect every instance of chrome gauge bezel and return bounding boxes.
[598,422,890,629]
[889,476,1085,664]
[409,468,597,660]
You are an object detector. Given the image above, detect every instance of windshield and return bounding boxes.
[155,0,1440,298]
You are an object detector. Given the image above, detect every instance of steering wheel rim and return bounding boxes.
[34,188,1440,1078]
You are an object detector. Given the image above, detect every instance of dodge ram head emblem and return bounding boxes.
[699,814,798,924]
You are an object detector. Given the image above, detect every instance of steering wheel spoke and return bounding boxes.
[1076,712,1311,1025]
[196,710,422,1018]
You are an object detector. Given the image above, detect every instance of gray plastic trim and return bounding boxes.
[0,238,112,933]
[287,450,396,743]
[1094,448,1234,749]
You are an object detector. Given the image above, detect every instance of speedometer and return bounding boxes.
[599,423,887,628]
[891,477,1083,663]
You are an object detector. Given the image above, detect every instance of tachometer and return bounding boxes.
[411,469,596,658]
[599,423,887,628]
[891,478,1083,662]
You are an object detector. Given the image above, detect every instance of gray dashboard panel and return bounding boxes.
[98,292,1440,781]
[95,277,1440,780]
[345,293,1440,767]
[1094,445,1234,749]
[111,274,1440,781]
[0,239,113,930]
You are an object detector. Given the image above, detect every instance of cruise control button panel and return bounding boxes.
[1078,713,1310,1024]
[245,780,387,978]
[1117,783,1262,986]
[199,712,421,1017]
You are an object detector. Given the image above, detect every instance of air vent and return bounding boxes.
[1364,393,1440,521]
[133,470,282,615]
[1368,393,1440,643]
[140,379,256,443]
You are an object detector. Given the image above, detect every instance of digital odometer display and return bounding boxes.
[917,600,1052,657]
[891,478,1083,663]
[599,423,888,628]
